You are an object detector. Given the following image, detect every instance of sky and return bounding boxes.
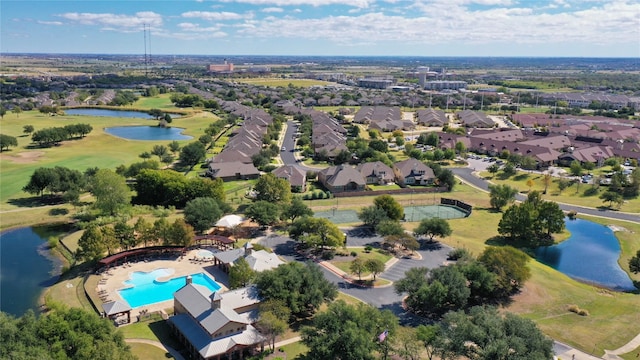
[1,0,639,57]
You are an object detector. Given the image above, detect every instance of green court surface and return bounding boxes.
[315,205,468,224]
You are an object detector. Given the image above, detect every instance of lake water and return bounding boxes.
[65,108,156,118]
[105,126,192,141]
[0,227,62,316]
[536,218,636,291]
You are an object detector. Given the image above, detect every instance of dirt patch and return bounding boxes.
[508,281,550,311]
[2,151,45,164]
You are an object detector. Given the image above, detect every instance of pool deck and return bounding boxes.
[95,247,229,321]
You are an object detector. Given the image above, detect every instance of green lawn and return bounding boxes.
[132,94,181,111]
[479,169,640,213]
[128,342,174,360]
[329,248,393,277]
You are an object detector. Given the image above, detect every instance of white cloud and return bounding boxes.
[218,0,373,8]
[234,1,640,47]
[38,21,63,26]
[58,11,162,30]
[181,11,250,21]
[262,7,284,13]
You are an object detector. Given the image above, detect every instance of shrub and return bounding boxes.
[567,210,578,220]
[350,251,358,257]
[364,245,373,253]
[321,250,335,260]
[568,304,589,316]
[583,187,599,196]
[448,248,472,261]
[47,236,59,249]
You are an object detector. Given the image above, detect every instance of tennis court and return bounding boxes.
[315,205,468,224]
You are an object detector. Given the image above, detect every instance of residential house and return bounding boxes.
[169,282,265,360]
[213,243,284,274]
[207,162,260,181]
[456,110,495,128]
[356,161,395,185]
[416,108,448,127]
[393,158,435,187]
[317,165,366,193]
[272,165,307,193]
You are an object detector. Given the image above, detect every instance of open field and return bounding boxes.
[0,109,217,210]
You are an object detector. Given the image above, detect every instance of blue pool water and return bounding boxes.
[118,270,221,308]
[536,218,635,291]
[105,126,192,140]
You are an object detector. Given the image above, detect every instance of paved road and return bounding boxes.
[259,232,451,326]
[452,167,640,224]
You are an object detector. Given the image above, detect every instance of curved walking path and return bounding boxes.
[125,338,185,360]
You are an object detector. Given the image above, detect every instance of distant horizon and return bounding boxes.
[2,1,638,58]
[2,52,638,60]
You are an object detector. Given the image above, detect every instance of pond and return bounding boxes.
[65,108,180,119]
[104,126,192,141]
[536,218,636,291]
[0,227,63,316]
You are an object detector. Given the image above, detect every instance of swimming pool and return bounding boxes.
[118,269,221,308]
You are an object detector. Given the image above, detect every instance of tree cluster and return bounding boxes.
[109,90,138,106]
[395,246,531,316]
[0,307,135,360]
[288,216,345,250]
[77,217,194,262]
[23,166,86,199]
[133,169,225,208]
[498,191,565,247]
[31,123,93,147]
[358,194,405,235]
[301,300,398,360]
[255,262,337,319]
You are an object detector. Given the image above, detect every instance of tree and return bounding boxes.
[536,200,565,237]
[89,169,131,216]
[148,108,164,120]
[375,219,405,237]
[255,262,337,318]
[374,194,404,221]
[12,106,22,117]
[600,190,623,209]
[488,184,518,211]
[229,257,256,289]
[478,246,531,297]
[570,160,583,176]
[153,218,171,245]
[179,141,206,167]
[396,265,469,316]
[134,217,155,247]
[165,219,195,247]
[114,220,136,250]
[288,217,345,249]
[487,163,500,175]
[454,141,466,156]
[0,307,135,360]
[245,200,280,227]
[413,218,452,241]
[164,113,173,124]
[77,224,106,262]
[0,134,18,152]
[415,325,440,360]
[256,311,287,351]
[365,258,386,280]
[253,173,292,204]
[436,169,456,191]
[281,196,313,222]
[184,197,224,233]
[502,162,516,177]
[151,144,168,161]
[0,106,5,119]
[350,257,367,280]
[168,140,181,153]
[542,172,552,194]
[301,300,397,360]
[526,178,534,192]
[23,124,34,136]
[358,205,389,228]
[438,306,553,360]
[629,250,640,274]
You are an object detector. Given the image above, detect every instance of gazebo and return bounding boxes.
[102,300,132,324]
[215,214,245,228]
